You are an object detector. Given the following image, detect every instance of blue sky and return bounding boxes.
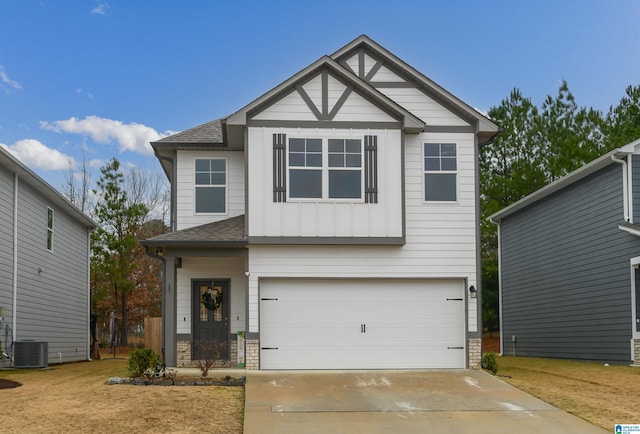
[1,0,639,192]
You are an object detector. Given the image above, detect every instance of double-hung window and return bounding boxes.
[424,143,457,202]
[288,138,362,200]
[46,207,54,251]
[195,158,226,213]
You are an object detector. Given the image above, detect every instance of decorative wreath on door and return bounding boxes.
[202,289,222,311]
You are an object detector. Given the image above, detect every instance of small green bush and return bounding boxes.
[482,352,499,375]
[127,348,160,377]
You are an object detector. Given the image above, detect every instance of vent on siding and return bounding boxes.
[14,341,48,368]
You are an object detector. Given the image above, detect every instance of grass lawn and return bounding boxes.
[496,355,640,430]
[0,358,244,433]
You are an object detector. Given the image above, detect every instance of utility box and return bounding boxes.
[14,341,48,368]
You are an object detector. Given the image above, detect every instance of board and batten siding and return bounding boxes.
[500,163,639,361]
[14,178,90,363]
[176,257,246,336]
[247,127,403,238]
[247,130,479,334]
[175,150,245,231]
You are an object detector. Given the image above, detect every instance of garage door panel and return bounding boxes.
[260,279,465,369]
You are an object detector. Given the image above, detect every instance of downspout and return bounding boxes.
[86,228,92,361]
[490,218,503,356]
[611,155,630,222]
[12,173,18,346]
[628,154,634,223]
[144,245,166,363]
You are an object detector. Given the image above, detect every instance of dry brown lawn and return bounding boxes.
[0,358,244,433]
[497,355,640,430]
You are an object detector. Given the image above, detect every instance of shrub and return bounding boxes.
[127,348,160,377]
[482,352,499,375]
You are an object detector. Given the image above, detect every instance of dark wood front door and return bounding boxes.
[192,280,230,360]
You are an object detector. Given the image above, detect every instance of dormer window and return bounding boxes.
[195,158,227,213]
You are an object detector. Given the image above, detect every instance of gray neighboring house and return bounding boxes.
[0,146,95,366]
[490,138,640,364]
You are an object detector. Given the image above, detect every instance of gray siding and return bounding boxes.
[0,166,15,329]
[15,179,89,362]
[500,163,637,362]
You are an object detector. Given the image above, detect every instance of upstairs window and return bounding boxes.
[47,207,54,251]
[288,137,363,200]
[424,143,457,202]
[195,158,226,213]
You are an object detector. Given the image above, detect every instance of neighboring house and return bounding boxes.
[0,146,95,367]
[142,35,499,370]
[490,138,640,364]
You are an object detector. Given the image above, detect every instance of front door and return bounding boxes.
[192,280,230,360]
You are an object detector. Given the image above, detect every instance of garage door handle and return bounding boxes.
[447,346,464,349]
[447,298,463,301]
[261,298,279,301]
[261,347,279,350]
[361,324,366,333]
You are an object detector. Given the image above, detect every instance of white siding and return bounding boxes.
[247,131,478,333]
[331,92,397,122]
[176,257,246,335]
[378,87,470,126]
[247,127,403,238]
[370,65,405,83]
[252,90,317,121]
[175,150,245,231]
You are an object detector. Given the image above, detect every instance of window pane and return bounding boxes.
[211,173,226,185]
[195,173,210,185]
[328,139,344,153]
[290,169,322,198]
[195,187,226,213]
[424,143,440,157]
[290,138,305,152]
[329,154,344,167]
[441,157,457,171]
[346,154,361,167]
[195,159,210,171]
[329,170,361,199]
[425,173,456,201]
[346,139,360,153]
[47,208,54,229]
[289,153,305,166]
[306,139,322,153]
[441,143,456,157]
[306,153,322,167]
[424,157,440,171]
[211,159,226,171]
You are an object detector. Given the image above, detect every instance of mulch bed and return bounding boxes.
[108,376,245,387]
[0,379,21,389]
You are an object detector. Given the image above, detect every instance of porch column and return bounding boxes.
[164,256,177,367]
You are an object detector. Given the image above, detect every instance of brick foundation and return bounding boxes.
[634,339,640,365]
[468,338,482,369]
[175,339,238,368]
[245,339,260,370]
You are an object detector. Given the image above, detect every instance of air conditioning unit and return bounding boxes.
[14,341,48,368]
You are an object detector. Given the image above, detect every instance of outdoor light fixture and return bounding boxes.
[469,285,477,298]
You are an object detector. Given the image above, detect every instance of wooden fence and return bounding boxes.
[144,317,162,357]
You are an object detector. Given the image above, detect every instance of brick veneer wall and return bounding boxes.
[246,339,260,370]
[468,338,482,369]
[175,339,238,368]
[634,339,640,365]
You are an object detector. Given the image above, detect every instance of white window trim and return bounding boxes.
[287,137,365,202]
[193,157,228,215]
[423,142,459,204]
[47,206,54,252]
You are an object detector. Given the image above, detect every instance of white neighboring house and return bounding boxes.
[0,146,95,367]
[142,35,499,370]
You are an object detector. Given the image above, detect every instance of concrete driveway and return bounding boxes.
[243,370,608,434]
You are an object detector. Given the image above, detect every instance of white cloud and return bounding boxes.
[1,139,75,171]
[41,115,175,155]
[0,65,22,93]
[76,88,94,99]
[91,1,108,15]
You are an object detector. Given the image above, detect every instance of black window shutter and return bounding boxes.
[364,135,378,203]
[273,133,287,202]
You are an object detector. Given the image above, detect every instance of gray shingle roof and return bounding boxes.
[142,214,246,247]
[155,118,225,144]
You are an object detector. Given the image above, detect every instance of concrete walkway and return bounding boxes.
[243,370,608,434]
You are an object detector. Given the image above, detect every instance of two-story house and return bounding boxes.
[142,35,499,370]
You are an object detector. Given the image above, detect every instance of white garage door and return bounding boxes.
[260,279,466,370]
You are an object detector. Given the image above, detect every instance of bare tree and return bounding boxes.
[62,149,93,213]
